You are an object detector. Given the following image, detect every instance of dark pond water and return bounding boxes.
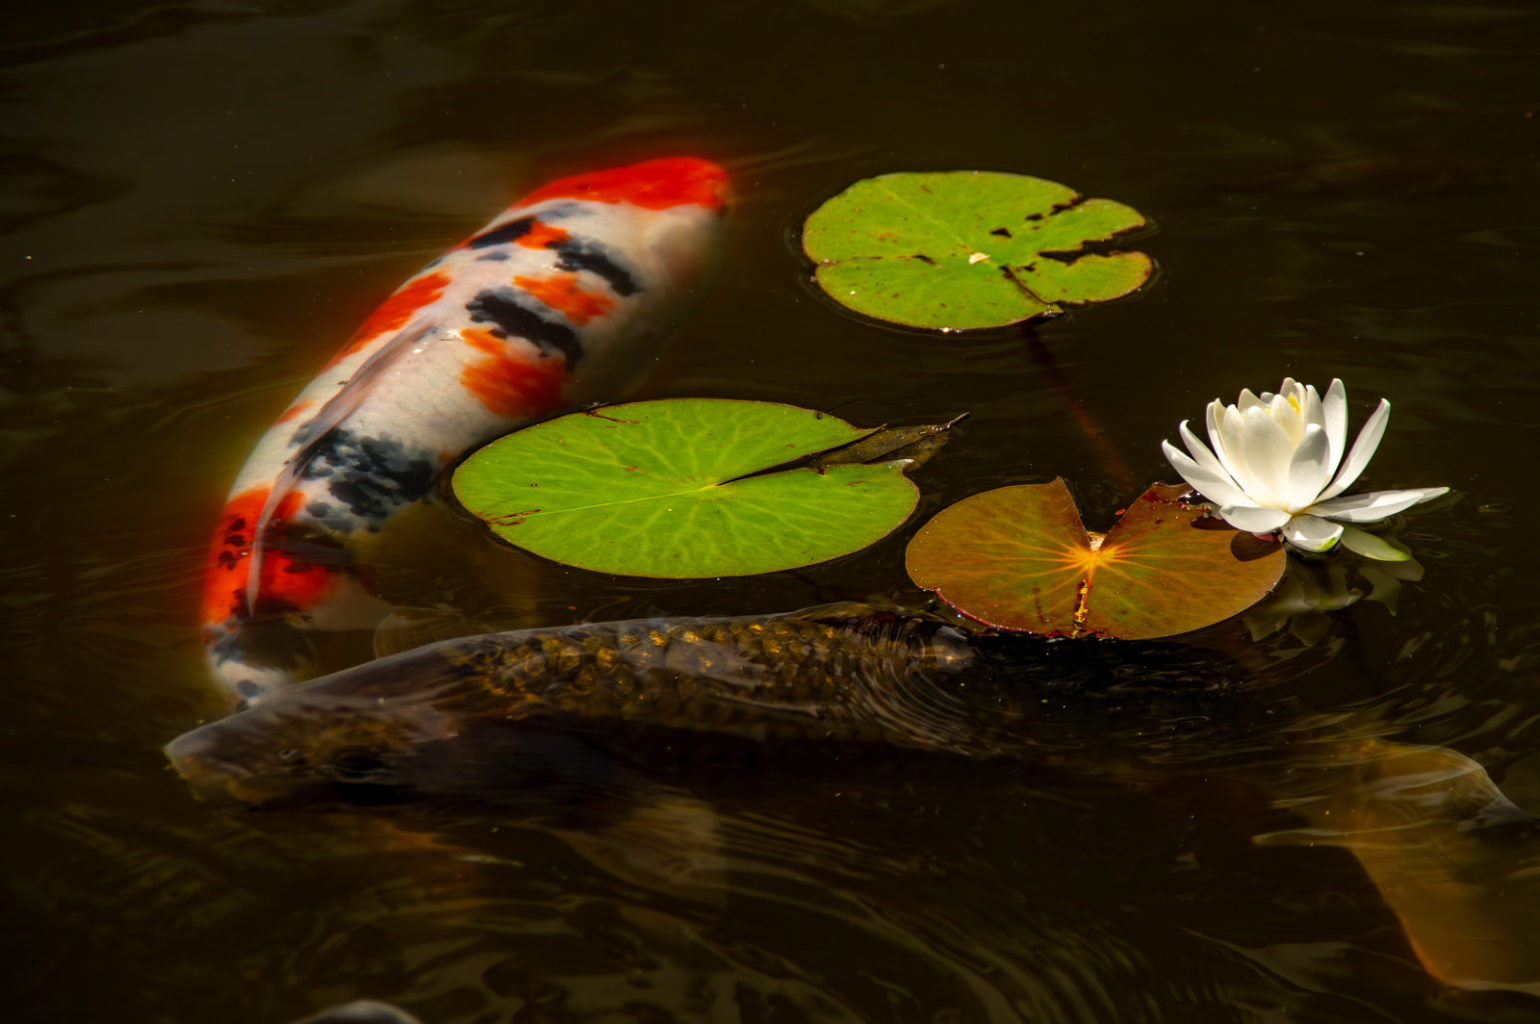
[6,1,1540,1021]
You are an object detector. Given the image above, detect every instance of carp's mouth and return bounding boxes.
[164,727,409,807]
[164,685,468,806]
[164,730,288,805]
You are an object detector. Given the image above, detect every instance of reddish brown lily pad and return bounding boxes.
[905,479,1284,639]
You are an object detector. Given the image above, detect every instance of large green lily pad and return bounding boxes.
[803,171,1152,331]
[905,479,1284,639]
[452,399,922,578]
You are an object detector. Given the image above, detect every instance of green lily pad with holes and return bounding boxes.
[452,399,923,578]
[803,171,1152,331]
[905,479,1284,639]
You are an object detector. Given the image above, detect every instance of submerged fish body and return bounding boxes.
[166,604,1263,807]
[169,606,993,805]
[200,158,730,704]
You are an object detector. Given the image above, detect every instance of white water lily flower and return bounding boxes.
[1160,378,1447,557]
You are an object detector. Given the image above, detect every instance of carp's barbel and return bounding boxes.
[200,158,729,705]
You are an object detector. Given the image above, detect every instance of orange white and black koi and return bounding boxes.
[201,158,729,704]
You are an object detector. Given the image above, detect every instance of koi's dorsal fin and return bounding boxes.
[245,318,437,617]
[778,601,957,629]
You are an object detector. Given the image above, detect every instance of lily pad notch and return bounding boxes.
[802,170,1154,331]
[905,479,1285,640]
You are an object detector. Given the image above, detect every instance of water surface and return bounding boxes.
[5,1,1540,1021]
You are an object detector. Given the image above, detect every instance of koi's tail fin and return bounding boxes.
[1261,739,1540,993]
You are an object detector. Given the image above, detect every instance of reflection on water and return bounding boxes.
[5,0,1540,1021]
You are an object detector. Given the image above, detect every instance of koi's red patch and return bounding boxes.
[515,157,728,211]
[201,487,340,624]
[275,400,314,424]
[202,488,265,625]
[326,269,452,368]
[513,273,614,326]
[459,327,568,417]
[515,220,570,249]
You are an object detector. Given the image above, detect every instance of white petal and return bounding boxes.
[1218,405,1250,487]
[1236,388,1264,413]
[1338,525,1412,562]
[1178,420,1234,482]
[1204,399,1225,444]
[1309,486,1449,523]
[1161,441,1254,508]
[1281,378,1308,420]
[1321,378,1347,476]
[1286,423,1332,509]
[1217,503,1292,533]
[1319,398,1389,500]
[1269,393,1301,445]
[1204,400,1233,477]
[1280,514,1344,552]
[1300,383,1324,435]
[1240,405,1295,506]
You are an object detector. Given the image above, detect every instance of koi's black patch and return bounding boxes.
[299,428,437,527]
[466,216,534,249]
[466,289,583,368]
[548,236,638,297]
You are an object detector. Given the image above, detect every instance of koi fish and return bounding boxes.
[165,604,1247,806]
[200,157,730,705]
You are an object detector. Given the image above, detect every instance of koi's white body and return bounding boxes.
[201,158,729,704]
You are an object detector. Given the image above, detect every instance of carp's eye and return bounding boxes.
[325,748,393,784]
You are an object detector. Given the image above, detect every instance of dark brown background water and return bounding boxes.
[5,1,1540,1021]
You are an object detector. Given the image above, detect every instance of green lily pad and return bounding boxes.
[802,170,1152,331]
[452,399,923,578]
[905,479,1284,639]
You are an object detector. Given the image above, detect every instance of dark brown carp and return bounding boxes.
[164,604,1246,806]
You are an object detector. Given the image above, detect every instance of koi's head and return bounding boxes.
[165,686,457,806]
[166,636,502,805]
[165,634,630,809]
